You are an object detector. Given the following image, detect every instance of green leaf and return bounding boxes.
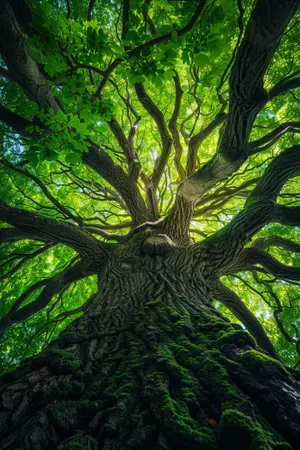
[126,30,140,42]
[165,49,177,59]
[194,53,210,68]
[65,152,81,164]
[171,30,178,40]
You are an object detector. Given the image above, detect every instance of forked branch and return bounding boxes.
[0,260,94,337]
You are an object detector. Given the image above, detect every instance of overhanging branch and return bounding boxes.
[242,248,300,281]
[0,228,52,243]
[248,121,300,155]
[95,0,207,96]
[0,199,107,259]
[175,0,299,204]
[0,260,94,337]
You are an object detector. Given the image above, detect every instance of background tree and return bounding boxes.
[0,0,300,448]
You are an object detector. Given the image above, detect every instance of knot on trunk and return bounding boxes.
[141,234,175,257]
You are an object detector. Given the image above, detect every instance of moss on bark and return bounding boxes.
[1,267,299,450]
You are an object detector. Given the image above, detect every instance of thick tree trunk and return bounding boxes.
[1,247,300,450]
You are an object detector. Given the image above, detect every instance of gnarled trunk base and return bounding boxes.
[1,258,300,450]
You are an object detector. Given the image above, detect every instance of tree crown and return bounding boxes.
[0,0,299,372]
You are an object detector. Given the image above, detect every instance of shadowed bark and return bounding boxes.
[1,237,299,450]
[0,0,300,448]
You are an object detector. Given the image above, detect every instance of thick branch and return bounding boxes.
[275,204,300,226]
[9,0,33,35]
[83,142,150,225]
[243,248,300,281]
[0,0,60,112]
[246,145,300,202]
[87,0,96,21]
[0,66,15,82]
[212,281,279,359]
[122,0,130,40]
[218,0,299,161]
[269,77,300,100]
[248,121,300,155]
[252,236,300,253]
[205,145,300,246]
[177,0,299,203]
[0,103,43,138]
[0,228,51,243]
[0,199,106,259]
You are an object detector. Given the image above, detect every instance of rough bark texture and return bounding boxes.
[1,237,300,450]
[1,0,300,448]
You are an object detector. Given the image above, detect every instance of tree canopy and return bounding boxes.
[0,0,300,374]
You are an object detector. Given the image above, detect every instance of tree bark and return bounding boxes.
[1,243,300,450]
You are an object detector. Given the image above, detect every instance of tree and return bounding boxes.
[0,0,300,448]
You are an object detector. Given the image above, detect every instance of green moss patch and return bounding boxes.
[240,351,289,376]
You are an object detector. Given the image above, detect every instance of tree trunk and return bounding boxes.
[1,245,300,450]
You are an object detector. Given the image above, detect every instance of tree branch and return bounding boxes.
[134,82,173,219]
[0,0,152,227]
[0,66,15,82]
[0,103,44,138]
[65,0,71,19]
[190,145,300,279]
[212,281,279,359]
[248,121,300,155]
[83,142,150,225]
[275,204,300,226]
[176,0,299,203]
[0,228,52,243]
[252,273,300,355]
[269,77,300,100]
[122,0,130,40]
[186,112,227,176]
[0,243,54,281]
[242,248,300,281]
[0,260,94,337]
[0,199,107,259]
[252,236,300,253]
[108,116,141,179]
[135,82,173,189]
[168,71,185,181]
[1,159,80,224]
[218,0,299,161]
[95,0,207,96]
[87,0,96,21]
[142,0,157,36]
[204,145,300,247]
[0,103,149,226]
[0,0,60,112]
